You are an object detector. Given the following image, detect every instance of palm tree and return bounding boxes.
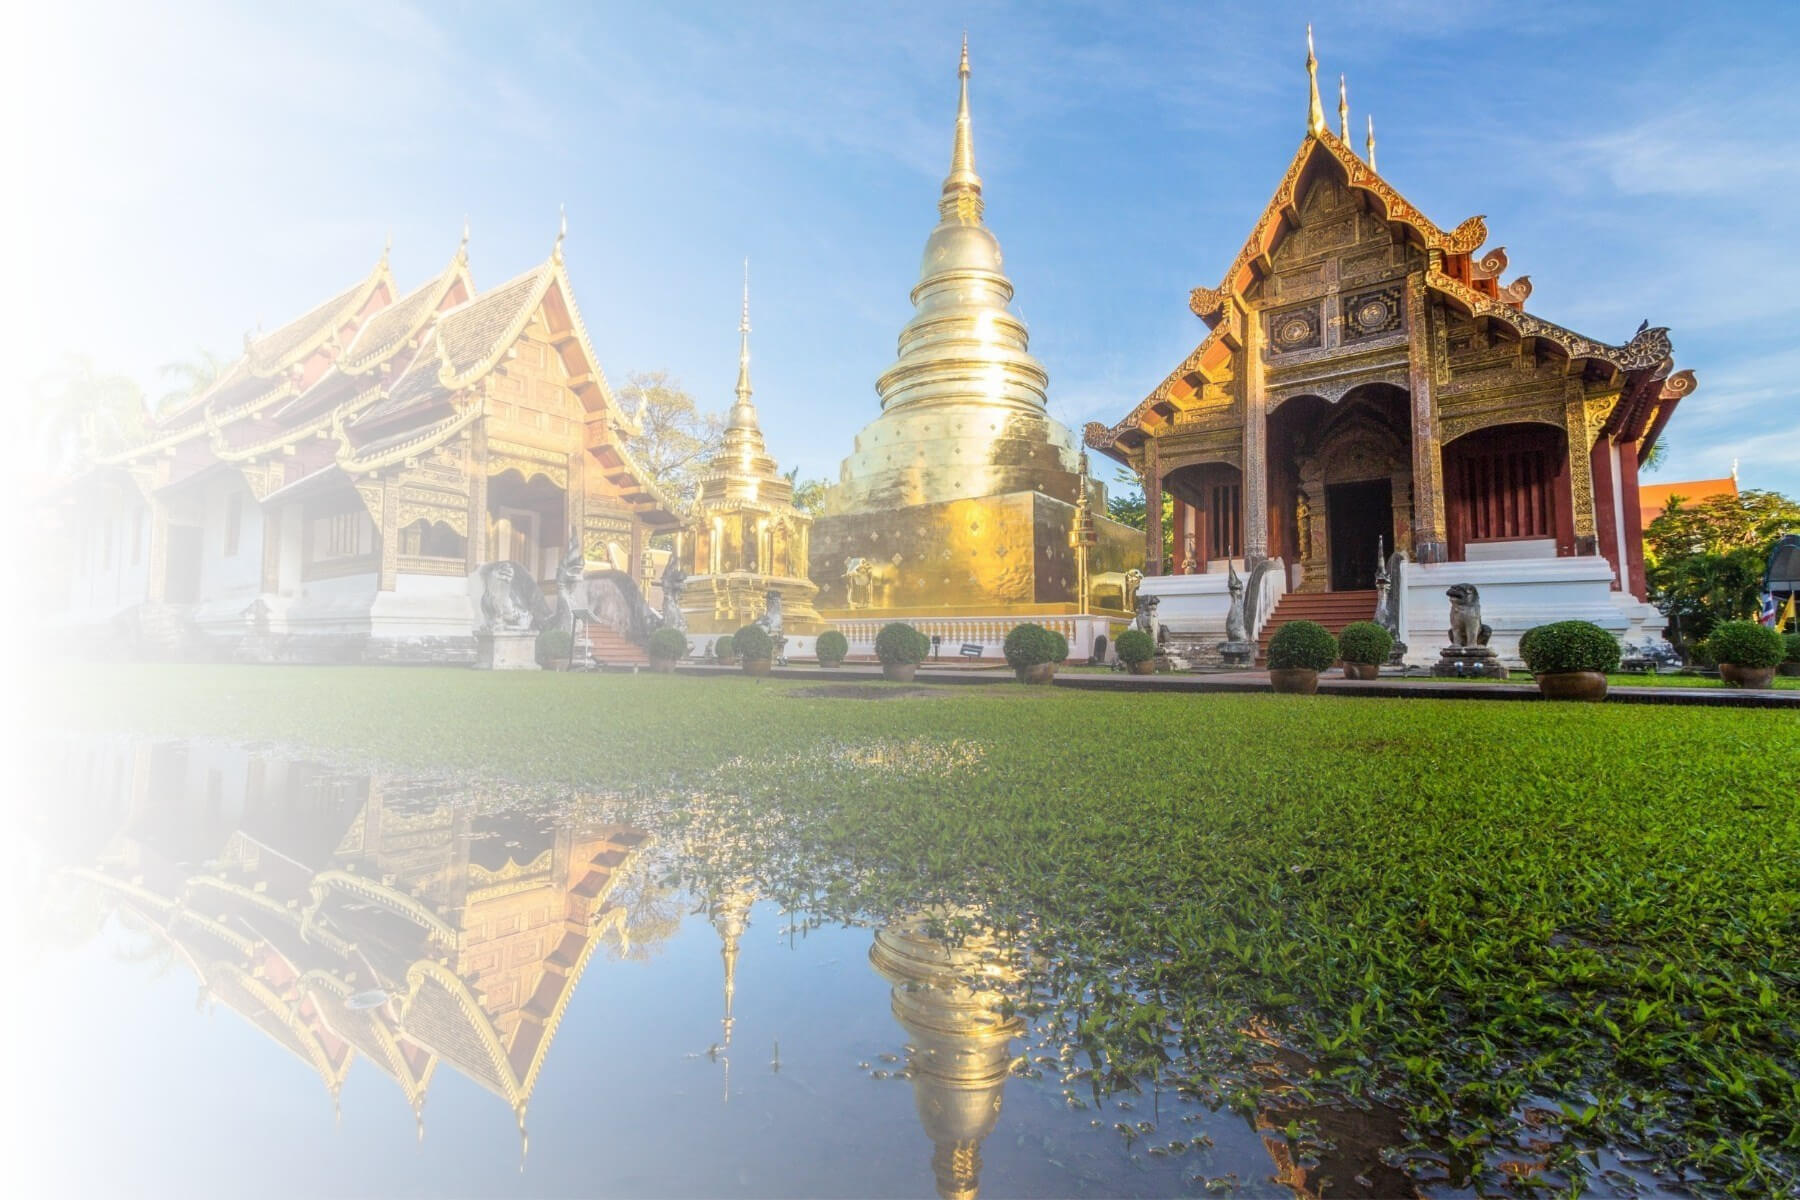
[30,353,149,470]
[158,346,230,414]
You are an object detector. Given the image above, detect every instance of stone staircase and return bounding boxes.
[583,625,649,668]
[1256,589,1378,662]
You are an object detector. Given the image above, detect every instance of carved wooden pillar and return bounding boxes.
[1591,436,1620,588]
[260,502,283,593]
[466,427,489,572]
[1618,440,1647,600]
[567,448,586,559]
[377,475,400,591]
[1404,272,1449,562]
[1142,440,1163,576]
[1563,390,1600,558]
[1241,302,1269,566]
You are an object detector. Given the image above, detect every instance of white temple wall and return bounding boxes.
[61,495,152,625]
[191,475,263,629]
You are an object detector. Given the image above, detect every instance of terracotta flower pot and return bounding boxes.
[1719,663,1777,689]
[1016,662,1058,685]
[1341,662,1380,680]
[882,662,918,682]
[740,658,773,678]
[649,656,677,674]
[1534,671,1608,701]
[1268,668,1319,695]
[1128,660,1156,675]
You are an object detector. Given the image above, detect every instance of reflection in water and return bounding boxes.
[870,911,1022,1200]
[40,738,651,1168]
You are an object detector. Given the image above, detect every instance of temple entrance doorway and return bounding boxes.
[1327,479,1390,591]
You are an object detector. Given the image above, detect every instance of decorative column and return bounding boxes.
[1563,389,1600,558]
[466,428,489,572]
[1142,440,1163,576]
[260,502,283,593]
[377,475,400,591]
[1241,301,1269,566]
[1590,436,1620,588]
[1404,272,1448,562]
[1618,440,1647,599]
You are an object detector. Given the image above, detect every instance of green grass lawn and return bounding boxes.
[35,665,1800,1192]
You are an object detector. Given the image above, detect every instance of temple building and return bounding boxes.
[1086,34,1688,666]
[678,266,824,649]
[809,40,1139,660]
[53,223,679,662]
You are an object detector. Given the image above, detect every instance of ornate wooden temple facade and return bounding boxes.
[57,228,679,661]
[1087,36,1689,663]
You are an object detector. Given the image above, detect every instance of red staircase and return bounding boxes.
[1257,590,1378,662]
[583,625,649,668]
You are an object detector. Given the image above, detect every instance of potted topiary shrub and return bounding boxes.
[733,623,774,677]
[815,629,849,669]
[874,621,929,682]
[647,627,688,673]
[1114,628,1157,675]
[1265,620,1336,694]
[1337,621,1393,680]
[712,632,738,666]
[1706,619,1785,689]
[1783,632,1800,678]
[1518,619,1620,700]
[535,628,573,671]
[1004,622,1068,684]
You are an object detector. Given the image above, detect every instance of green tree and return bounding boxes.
[784,468,830,518]
[31,353,148,470]
[158,346,230,414]
[616,370,724,515]
[1645,488,1800,648]
[1106,468,1173,570]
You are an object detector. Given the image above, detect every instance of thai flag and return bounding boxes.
[1762,592,1780,627]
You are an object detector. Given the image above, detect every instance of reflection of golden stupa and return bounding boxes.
[870,912,1022,1200]
[707,884,754,1102]
[810,40,1138,622]
[681,264,823,636]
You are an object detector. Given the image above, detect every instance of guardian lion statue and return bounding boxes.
[843,554,902,610]
[472,561,550,632]
[1445,582,1492,647]
[659,557,687,634]
[1133,592,1166,646]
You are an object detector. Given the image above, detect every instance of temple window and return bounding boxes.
[303,500,377,578]
[399,519,467,559]
[224,494,243,557]
[1209,482,1243,558]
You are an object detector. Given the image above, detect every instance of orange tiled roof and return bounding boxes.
[1639,477,1737,530]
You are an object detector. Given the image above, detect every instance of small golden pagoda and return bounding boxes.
[809,39,1139,622]
[680,265,824,637]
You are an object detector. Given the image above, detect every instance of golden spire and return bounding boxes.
[1366,112,1377,170]
[552,203,566,264]
[1305,25,1326,136]
[458,215,471,262]
[1338,73,1349,141]
[940,34,983,221]
[735,258,752,408]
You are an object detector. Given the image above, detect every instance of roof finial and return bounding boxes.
[553,203,566,263]
[1338,73,1349,141]
[382,230,393,265]
[1366,112,1377,169]
[457,215,471,262]
[1305,25,1326,136]
[940,35,984,222]
[735,258,753,408]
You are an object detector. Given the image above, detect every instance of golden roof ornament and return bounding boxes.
[1338,74,1349,141]
[941,32,983,222]
[552,203,566,264]
[1366,112,1377,169]
[1306,25,1326,136]
[734,258,753,412]
[458,215,471,262]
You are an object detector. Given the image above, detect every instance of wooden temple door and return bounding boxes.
[1327,479,1391,591]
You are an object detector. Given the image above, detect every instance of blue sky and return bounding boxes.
[14,0,1798,492]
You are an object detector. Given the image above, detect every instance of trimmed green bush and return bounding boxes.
[712,632,737,662]
[1785,632,1800,664]
[1705,620,1784,669]
[1266,620,1337,672]
[874,622,929,666]
[647,627,688,661]
[732,623,774,662]
[1337,621,1394,666]
[1004,622,1068,669]
[1114,628,1156,666]
[1519,620,1621,675]
[534,628,573,665]
[814,629,849,664]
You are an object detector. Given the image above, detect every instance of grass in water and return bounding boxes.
[37,664,1800,1193]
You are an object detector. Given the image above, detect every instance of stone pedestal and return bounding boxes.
[1216,640,1256,669]
[475,629,540,671]
[1432,645,1508,679]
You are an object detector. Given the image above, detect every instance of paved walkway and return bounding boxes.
[668,663,1800,709]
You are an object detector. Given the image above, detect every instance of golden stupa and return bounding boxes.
[680,265,824,636]
[809,39,1138,618]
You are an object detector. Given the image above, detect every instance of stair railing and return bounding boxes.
[1246,556,1287,644]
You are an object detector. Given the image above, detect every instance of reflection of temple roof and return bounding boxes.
[61,772,651,1145]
